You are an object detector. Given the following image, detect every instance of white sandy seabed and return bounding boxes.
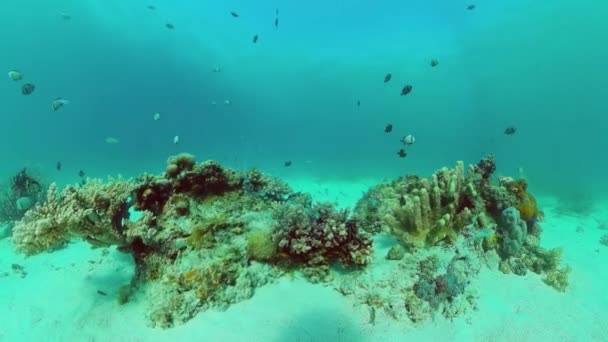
[0,178,607,342]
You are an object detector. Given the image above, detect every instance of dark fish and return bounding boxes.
[400,85,413,96]
[504,126,517,135]
[430,59,439,67]
[397,149,407,158]
[78,170,85,177]
[384,73,392,83]
[147,5,156,10]
[466,4,476,10]
[21,83,35,95]
[230,11,239,18]
[253,35,258,43]
[275,17,279,28]
[97,290,107,296]
[56,161,62,171]
[384,124,393,133]
[165,23,174,29]
[399,196,406,206]
[284,160,292,167]
[357,100,360,107]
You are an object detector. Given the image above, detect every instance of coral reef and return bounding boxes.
[272,195,373,273]
[0,168,48,226]
[10,153,569,328]
[11,153,371,327]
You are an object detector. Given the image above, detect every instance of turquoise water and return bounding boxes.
[2,0,606,198]
[1,0,607,340]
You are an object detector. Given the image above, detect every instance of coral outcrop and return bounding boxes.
[11,153,569,328]
[11,154,372,327]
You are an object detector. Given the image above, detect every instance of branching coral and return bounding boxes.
[12,178,135,255]
[272,194,373,270]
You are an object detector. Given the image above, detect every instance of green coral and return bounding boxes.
[246,230,276,261]
[542,267,570,292]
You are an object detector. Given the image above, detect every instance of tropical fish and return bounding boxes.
[400,85,413,96]
[384,73,392,83]
[21,83,35,95]
[384,124,393,133]
[51,97,69,111]
[8,70,22,81]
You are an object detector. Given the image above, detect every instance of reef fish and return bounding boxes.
[402,134,415,145]
[397,149,407,158]
[253,35,258,43]
[284,160,292,167]
[275,17,279,28]
[466,4,476,10]
[400,85,413,96]
[166,23,174,29]
[56,161,62,171]
[8,70,22,81]
[78,170,85,177]
[230,11,239,18]
[504,126,517,135]
[51,97,69,111]
[384,73,392,83]
[384,124,393,133]
[21,83,35,95]
[430,59,439,67]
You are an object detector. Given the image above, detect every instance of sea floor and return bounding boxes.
[1,179,607,342]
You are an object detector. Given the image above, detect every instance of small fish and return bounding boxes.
[166,23,174,30]
[397,149,407,158]
[224,99,231,105]
[212,66,221,72]
[357,100,360,107]
[466,4,476,10]
[56,161,62,171]
[59,12,71,20]
[274,17,279,28]
[97,290,107,296]
[21,83,35,95]
[504,126,517,135]
[51,97,69,111]
[276,8,279,16]
[105,137,119,144]
[402,134,415,145]
[147,5,156,10]
[153,112,161,121]
[384,73,392,83]
[253,35,258,43]
[173,135,180,144]
[430,59,439,67]
[211,100,217,105]
[384,124,393,133]
[8,70,22,81]
[78,170,85,177]
[230,11,239,18]
[284,160,292,167]
[400,84,413,96]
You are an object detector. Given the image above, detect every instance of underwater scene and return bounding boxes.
[1,0,607,341]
